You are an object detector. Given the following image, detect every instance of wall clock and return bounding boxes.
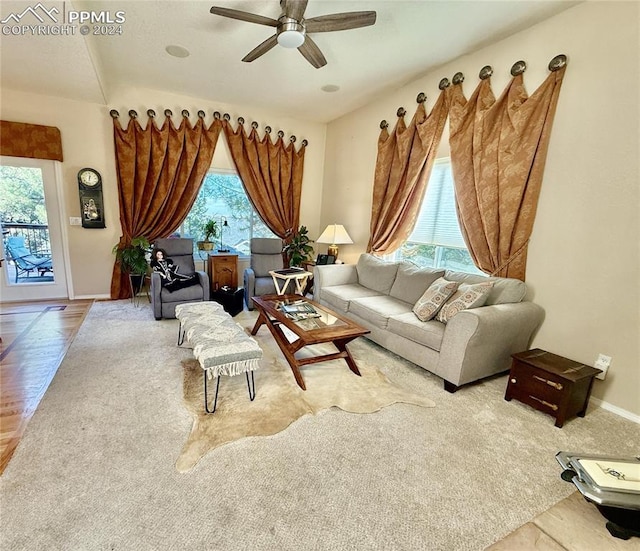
[77,168,106,228]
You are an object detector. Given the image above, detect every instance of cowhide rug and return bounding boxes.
[176,315,435,472]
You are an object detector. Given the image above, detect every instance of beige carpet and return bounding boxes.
[2,300,639,551]
[178,326,435,472]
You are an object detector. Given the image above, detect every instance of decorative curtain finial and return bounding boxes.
[128,110,138,119]
[110,109,120,118]
[549,54,567,72]
[396,107,406,117]
[197,110,205,119]
[251,121,259,129]
[265,126,272,134]
[452,72,464,85]
[511,60,526,76]
[238,117,245,125]
[301,139,308,146]
[380,120,389,129]
[479,66,493,80]
[181,109,190,118]
[164,109,173,117]
[439,78,450,90]
[147,109,156,118]
[416,92,427,104]
[223,113,230,121]
[213,111,221,119]
[290,136,296,143]
[277,130,284,138]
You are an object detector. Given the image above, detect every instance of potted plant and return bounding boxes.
[112,235,150,295]
[283,225,314,267]
[197,219,218,251]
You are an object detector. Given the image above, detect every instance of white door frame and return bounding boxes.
[0,156,73,301]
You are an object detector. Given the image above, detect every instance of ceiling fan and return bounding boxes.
[210,0,376,68]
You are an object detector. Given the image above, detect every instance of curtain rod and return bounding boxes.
[379,54,567,128]
[109,109,308,146]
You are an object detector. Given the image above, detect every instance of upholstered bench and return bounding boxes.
[175,302,263,413]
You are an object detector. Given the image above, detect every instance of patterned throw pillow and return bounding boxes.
[435,282,495,323]
[412,277,460,322]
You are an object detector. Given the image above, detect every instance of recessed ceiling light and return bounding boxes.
[321,84,340,93]
[166,45,190,58]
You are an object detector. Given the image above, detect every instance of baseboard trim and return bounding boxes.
[592,397,640,424]
[73,294,111,300]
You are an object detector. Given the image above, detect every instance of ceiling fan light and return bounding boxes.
[277,29,305,48]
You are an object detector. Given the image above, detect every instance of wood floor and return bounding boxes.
[0,299,93,475]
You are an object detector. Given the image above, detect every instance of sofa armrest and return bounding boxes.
[437,302,544,387]
[243,267,256,309]
[313,264,358,301]
[195,270,210,301]
[151,272,163,319]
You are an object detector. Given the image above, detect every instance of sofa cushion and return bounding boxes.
[321,284,383,313]
[387,312,445,352]
[412,277,460,321]
[349,295,412,329]
[444,270,526,305]
[435,281,494,323]
[389,262,445,305]
[356,254,399,294]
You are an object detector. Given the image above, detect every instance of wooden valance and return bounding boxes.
[0,120,63,161]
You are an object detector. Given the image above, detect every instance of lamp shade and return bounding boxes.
[316,224,353,245]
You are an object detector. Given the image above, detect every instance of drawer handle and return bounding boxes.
[533,375,563,391]
[510,378,517,384]
[529,395,559,411]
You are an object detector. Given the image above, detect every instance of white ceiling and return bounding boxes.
[0,0,577,123]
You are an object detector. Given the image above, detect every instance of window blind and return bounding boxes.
[408,158,466,248]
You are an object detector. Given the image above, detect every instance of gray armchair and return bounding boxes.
[243,237,283,310]
[151,238,209,319]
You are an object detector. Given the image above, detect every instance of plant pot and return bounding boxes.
[197,241,214,251]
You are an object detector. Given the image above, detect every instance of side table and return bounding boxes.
[505,348,601,427]
[269,268,312,295]
[211,287,244,317]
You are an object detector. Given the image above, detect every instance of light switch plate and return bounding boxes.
[70,217,82,226]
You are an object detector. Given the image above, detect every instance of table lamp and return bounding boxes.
[316,224,353,259]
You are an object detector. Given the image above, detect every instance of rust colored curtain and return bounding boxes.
[0,120,63,161]
[222,122,306,241]
[368,91,448,255]
[110,113,222,299]
[448,66,566,280]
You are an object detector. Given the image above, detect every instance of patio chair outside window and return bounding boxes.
[5,235,53,283]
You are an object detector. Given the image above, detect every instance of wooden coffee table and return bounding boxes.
[251,294,370,390]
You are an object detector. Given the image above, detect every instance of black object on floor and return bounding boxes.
[212,287,244,316]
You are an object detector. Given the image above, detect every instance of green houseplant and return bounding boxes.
[283,225,314,267]
[197,219,218,251]
[112,236,150,295]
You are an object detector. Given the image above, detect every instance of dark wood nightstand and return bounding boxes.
[504,349,601,428]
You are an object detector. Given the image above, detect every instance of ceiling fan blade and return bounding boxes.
[242,34,279,63]
[305,11,377,33]
[210,6,279,27]
[298,36,326,69]
[282,0,308,21]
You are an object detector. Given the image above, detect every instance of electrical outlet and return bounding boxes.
[595,354,611,380]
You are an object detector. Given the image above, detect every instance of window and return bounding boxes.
[391,158,483,275]
[180,169,277,256]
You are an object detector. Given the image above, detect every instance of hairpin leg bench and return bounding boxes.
[175,302,263,414]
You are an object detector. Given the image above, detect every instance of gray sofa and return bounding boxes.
[313,254,544,392]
